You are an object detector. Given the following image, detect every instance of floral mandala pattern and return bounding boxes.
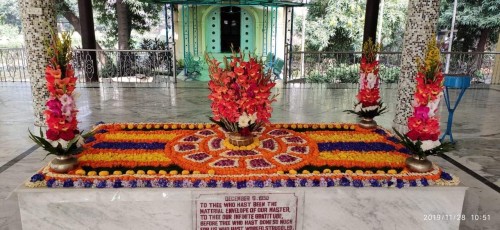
[165,126,319,175]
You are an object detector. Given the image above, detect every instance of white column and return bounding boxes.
[18,0,57,126]
[393,0,440,133]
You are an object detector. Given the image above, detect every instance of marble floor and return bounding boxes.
[0,81,499,229]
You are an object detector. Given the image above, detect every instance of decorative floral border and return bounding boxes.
[25,122,460,189]
[27,163,459,189]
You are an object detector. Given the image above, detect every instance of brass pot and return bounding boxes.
[405,155,433,173]
[50,155,78,173]
[228,132,254,147]
[359,117,377,129]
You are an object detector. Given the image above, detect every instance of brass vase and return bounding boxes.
[50,155,78,173]
[359,117,377,129]
[405,155,433,173]
[228,132,254,147]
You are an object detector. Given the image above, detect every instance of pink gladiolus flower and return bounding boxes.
[414,106,430,120]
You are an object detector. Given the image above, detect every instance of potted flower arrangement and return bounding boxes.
[28,30,92,173]
[206,52,277,146]
[393,38,452,173]
[345,39,387,128]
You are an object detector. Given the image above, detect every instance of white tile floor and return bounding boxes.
[0,81,498,229]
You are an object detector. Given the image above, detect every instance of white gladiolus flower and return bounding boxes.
[362,105,379,112]
[249,112,258,124]
[238,112,251,128]
[354,103,363,112]
[50,139,69,148]
[427,98,441,117]
[421,140,441,151]
[76,135,85,148]
[366,73,377,89]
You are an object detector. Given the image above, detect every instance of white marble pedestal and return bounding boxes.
[15,186,466,230]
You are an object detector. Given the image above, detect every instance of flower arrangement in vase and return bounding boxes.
[205,51,277,147]
[393,37,452,173]
[28,30,92,173]
[345,39,387,128]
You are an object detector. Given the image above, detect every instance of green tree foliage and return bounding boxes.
[298,0,408,52]
[92,0,163,49]
[439,0,500,52]
[0,0,21,31]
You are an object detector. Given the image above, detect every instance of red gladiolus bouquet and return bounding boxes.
[206,52,277,136]
[29,31,92,156]
[346,39,386,118]
[393,38,451,159]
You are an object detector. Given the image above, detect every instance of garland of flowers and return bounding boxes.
[28,31,90,155]
[393,37,451,159]
[346,39,387,118]
[205,52,277,136]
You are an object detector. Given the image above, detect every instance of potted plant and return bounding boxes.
[345,39,387,128]
[205,51,277,146]
[393,37,452,172]
[29,30,92,173]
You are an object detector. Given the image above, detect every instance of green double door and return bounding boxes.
[205,7,255,54]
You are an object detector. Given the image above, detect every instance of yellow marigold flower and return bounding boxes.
[355,170,364,175]
[137,124,144,130]
[276,170,284,175]
[113,171,122,175]
[188,124,195,129]
[172,124,178,129]
[120,124,126,130]
[154,124,161,129]
[182,170,190,175]
[99,171,109,176]
[345,170,354,175]
[376,170,385,174]
[333,170,341,174]
[197,124,204,129]
[275,124,281,128]
[365,170,374,174]
[205,124,212,128]
[169,170,178,175]
[147,170,156,175]
[297,124,303,129]
[283,124,289,128]
[193,171,201,174]
[163,124,169,129]
[208,169,215,175]
[328,124,334,129]
[350,125,356,130]
[303,124,309,129]
[146,124,152,129]
[180,124,187,129]
[312,170,320,175]
[88,171,97,176]
[127,124,134,130]
[158,170,167,175]
[319,124,326,129]
[323,169,332,173]
[302,170,310,174]
[335,124,341,129]
[312,125,318,129]
[343,125,349,129]
[137,170,146,175]
[289,169,297,175]
[75,169,86,176]
[387,169,397,174]
[291,124,297,129]
[400,169,409,174]
[126,170,135,175]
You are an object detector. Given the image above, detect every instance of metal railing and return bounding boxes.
[1,48,498,86]
[288,51,499,84]
[0,48,175,85]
